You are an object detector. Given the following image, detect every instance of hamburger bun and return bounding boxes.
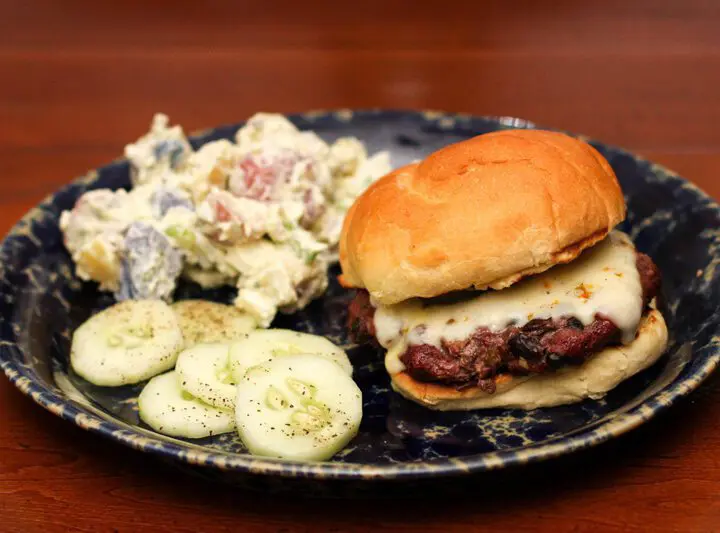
[389,308,667,411]
[339,129,626,306]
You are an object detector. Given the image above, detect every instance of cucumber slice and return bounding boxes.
[235,354,362,461]
[172,299,256,347]
[229,329,352,381]
[138,371,235,438]
[175,343,236,410]
[71,300,184,386]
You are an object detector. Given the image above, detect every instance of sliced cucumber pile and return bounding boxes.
[71,300,184,386]
[175,343,236,410]
[72,297,363,458]
[172,300,256,346]
[138,371,235,438]
[235,354,363,461]
[229,329,352,381]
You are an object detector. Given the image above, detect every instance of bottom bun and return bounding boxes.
[390,309,668,411]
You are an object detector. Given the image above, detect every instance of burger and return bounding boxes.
[339,129,668,410]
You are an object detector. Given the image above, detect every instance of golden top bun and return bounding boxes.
[339,129,626,305]
[390,309,667,411]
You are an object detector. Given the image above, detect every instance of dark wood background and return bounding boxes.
[1,1,718,531]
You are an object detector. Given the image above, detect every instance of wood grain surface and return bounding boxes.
[1,1,719,531]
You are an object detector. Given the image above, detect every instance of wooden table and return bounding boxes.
[1,1,719,531]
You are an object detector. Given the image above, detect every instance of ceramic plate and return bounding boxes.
[1,111,719,491]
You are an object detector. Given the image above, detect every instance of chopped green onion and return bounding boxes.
[165,225,196,249]
[305,250,319,265]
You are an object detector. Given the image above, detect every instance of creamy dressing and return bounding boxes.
[374,232,644,366]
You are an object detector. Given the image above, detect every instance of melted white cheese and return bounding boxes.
[374,232,644,368]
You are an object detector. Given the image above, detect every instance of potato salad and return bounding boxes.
[60,113,391,326]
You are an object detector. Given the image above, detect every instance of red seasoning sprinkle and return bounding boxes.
[574,283,592,300]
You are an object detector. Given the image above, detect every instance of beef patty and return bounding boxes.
[347,252,661,392]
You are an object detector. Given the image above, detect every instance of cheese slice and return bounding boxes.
[373,231,644,374]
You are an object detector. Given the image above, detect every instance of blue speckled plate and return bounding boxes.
[1,111,719,492]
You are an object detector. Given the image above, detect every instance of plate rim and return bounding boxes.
[1,109,719,481]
